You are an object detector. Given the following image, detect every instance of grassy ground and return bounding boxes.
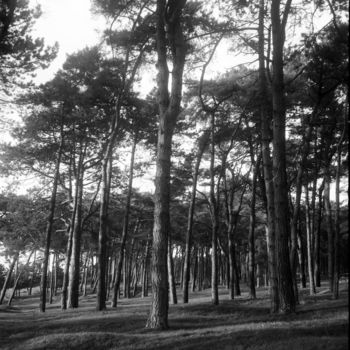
[0,281,348,350]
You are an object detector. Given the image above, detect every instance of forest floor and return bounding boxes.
[0,281,348,350]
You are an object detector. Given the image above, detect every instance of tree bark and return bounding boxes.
[168,239,177,304]
[40,131,63,313]
[68,162,84,308]
[259,0,279,313]
[146,0,187,330]
[209,112,219,305]
[271,0,295,313]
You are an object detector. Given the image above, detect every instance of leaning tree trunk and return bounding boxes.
[146,0,186,330]
[183,131,208,303]
[0,253,19,304]
[8,251,34,306]
[271,0,295,313]
[40,131,63,313]
[258,0,279,313]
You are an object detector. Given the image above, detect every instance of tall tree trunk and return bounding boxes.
[297,228,307,288]
[259,0,279,313]
[168,239,177,304]
[290,122,313,302]
[28,250,36,296]
[183,131,208,303]
[314,181,324,287]
[96,155,113,310]
[233,245,241,296]
[117,221,139,301]
[68,165,84,308]
[112,140,137,307]
[248,156,260,299]
[61,220,74,309]
[146,0,186,330]
[191,247,198,292]
[40,131,63,313]
[228,230,235,299]
[209,111,219,305]
[142,234,151,298]
[49,253,55,304]
[305,185,316,295]
[271,0,295,313]
[324,172,334,293]
[333,109,346,298]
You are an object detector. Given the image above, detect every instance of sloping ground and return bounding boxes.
[0,282,348,350]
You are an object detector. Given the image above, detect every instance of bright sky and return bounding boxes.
[30,0,104,83]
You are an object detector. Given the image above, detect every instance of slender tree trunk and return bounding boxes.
[68,166,84,308]
[191,247,198,292]
[29,250,36,296]
[49,253,55,304]
[8,251,33,306]
[183,132,208,303]
[96,156,113,311]
[248,157,260,299]
[61,221,74,310]
[305,185,316,295]
[112,141,137,306]
[54,253,58,296]
[142,235,151,298]
[290,123,313,302]
[324,172,334,293]
[168,239,177,304]
[297,228,307,288]
[83,252,90,297]
[228,229,235,299]
[333,110,346,298]
[0,253,18,304]
[209,111,219,305]
[40,132,63,313]
[315,182,324,287]
[113,219,139,305]
[233,245,241,296]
